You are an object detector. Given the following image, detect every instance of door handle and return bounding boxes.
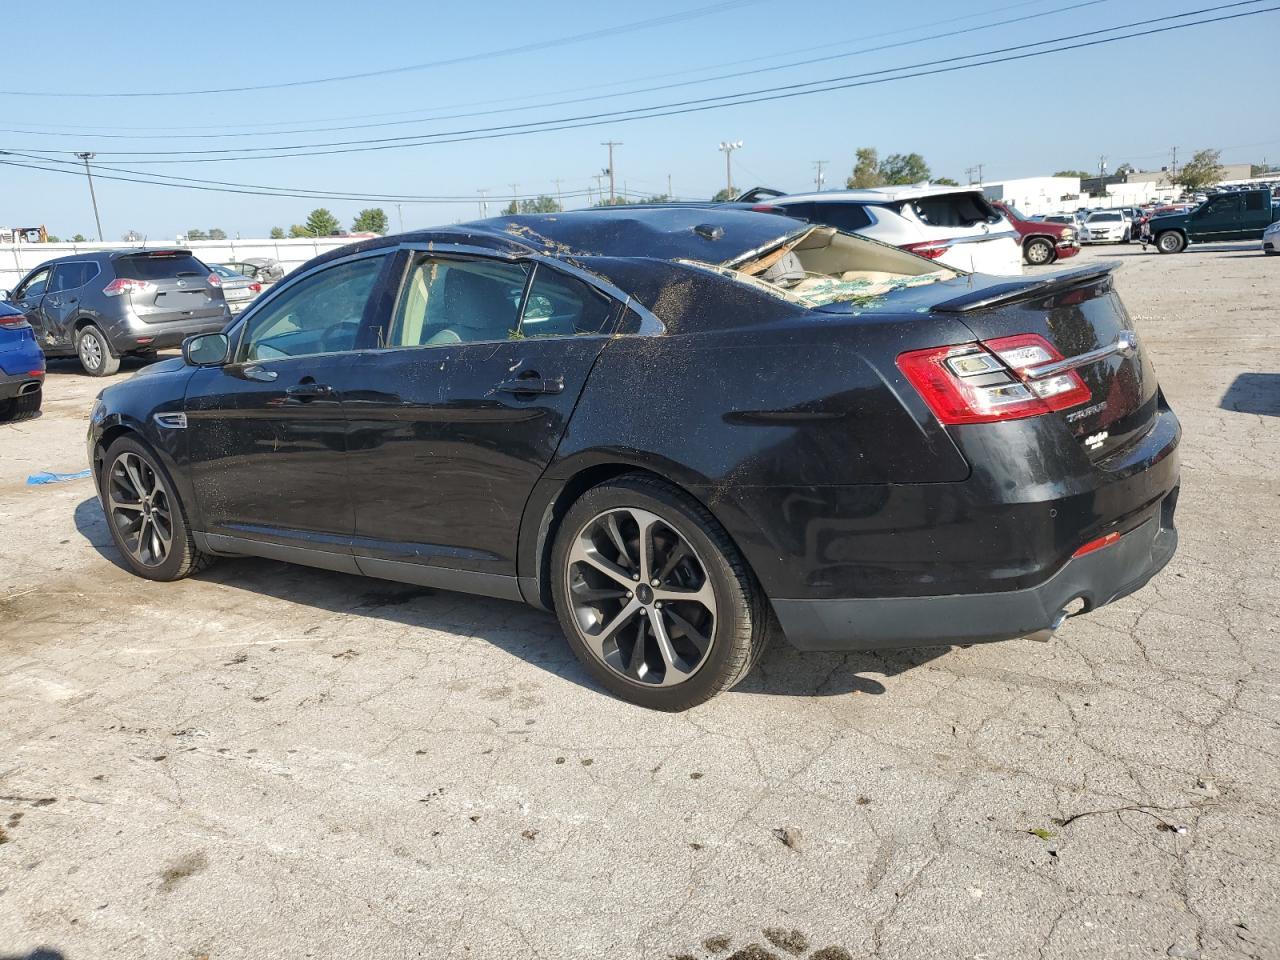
[496,374,564,396]
[242,365,277,382]
[285,382,334,399]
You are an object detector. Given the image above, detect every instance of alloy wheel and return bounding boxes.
[565,507,717,687]
[106,451,173,567]
[79,332,103,371]
[1026,240,1053,265]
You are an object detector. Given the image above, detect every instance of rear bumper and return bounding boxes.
[0,369,43,400]
[113,314,229,352]
[773,497,1177,651]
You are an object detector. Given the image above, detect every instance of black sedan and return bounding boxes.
[87,208,1180,710]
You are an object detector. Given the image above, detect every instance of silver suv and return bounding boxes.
[1,249,230,375]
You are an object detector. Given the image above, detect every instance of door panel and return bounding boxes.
[183,253,391,555]
[11,267,51,345]
[346,256,619,577]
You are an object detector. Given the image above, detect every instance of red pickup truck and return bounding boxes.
[989,200,1081,266]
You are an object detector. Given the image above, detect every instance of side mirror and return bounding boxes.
[183,332,230,366]
[0,289,10,301]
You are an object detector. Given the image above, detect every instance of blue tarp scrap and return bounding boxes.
[26,469,92,486]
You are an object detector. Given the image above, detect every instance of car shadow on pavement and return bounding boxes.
[0,950,67,960]
[1220,372,1280,417]
[72,497,935,699]
[44,352,170,378]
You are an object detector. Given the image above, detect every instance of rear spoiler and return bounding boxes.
[111,248,193,259]
[933,262,1119,314]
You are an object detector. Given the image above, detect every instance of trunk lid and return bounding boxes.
[938,263,1156,461]
[114,251,226,323]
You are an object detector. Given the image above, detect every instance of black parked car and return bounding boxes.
[3,249,230,376]
[87,208,1180,710]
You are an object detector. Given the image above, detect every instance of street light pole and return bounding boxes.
[718,140,743,196]
[76,152,103,241]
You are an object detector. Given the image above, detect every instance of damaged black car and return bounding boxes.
[87,207,1179,710]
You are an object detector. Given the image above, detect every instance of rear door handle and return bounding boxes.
[285,382,334,398]
[496,374,564,396]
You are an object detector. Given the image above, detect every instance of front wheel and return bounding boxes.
[0,387,41,422]
[100,435,212,581]
[1024,238,1055,265]
[1155,231,1186,254]
[551,474,770,711]
[76,324,121,377]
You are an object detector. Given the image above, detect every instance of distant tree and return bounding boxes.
[879,152,931,185]
[304,208,341,237]
[186,228,208,241]
[352,207,389,233]
[710,187,736,202]
[288,224,312,238]
[1174,149,1225,192]
[121,229,143,242]
[1053,170,1092,179]
[592,196,631,207]
[72,233,87,242]
[1251,163,1277,176]
[45,234,61,243]
[1115,163,1136,176]
[933,177,960,186]
[269,226,286,239]
[208,228,227,240]
[642,193,672,203]
[847,147,883,189]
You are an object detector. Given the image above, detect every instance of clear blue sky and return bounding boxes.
[2,0,1275,240]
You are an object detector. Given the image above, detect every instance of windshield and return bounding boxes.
[210,264,240,279]
[1088,212,1122,222]
[1004,204,1028,220]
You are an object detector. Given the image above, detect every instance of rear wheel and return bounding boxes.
[100,435,212,581]
[551,474,769,711]
[1155,231,1186,254]
[1024,238,1055,265]
[0,387,41,422]
[76,324,121,377]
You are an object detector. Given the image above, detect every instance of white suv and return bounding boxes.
[753,185,1024,276]
[1080,210,1132,244]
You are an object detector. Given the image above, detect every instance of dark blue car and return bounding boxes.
[0,300,45,420]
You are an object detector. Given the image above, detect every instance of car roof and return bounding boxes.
[772,184,988,204]
[310,207,806,268]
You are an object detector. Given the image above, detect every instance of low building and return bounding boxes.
[979,177,1083,217]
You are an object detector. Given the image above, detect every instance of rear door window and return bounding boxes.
[49,261,98,292]
[114,253,209,281]
[1245,192,1266,212]
[386,257,530,348]
[519,266,617,338]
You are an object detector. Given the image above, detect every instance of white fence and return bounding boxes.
[0,237,358,292]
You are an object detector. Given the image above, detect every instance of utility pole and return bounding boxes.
[508,182,520,213]
[1097,155,1108,184]
[75,152,103,241]
[396,203,403,233]
[601,141,622,204]
[477,188,489,218]
[719,140,743,196]
[812,160,828,192]
[975,162,984,185]
[667,173,673,199]
[593,172,607,205]
[552,178,564,211]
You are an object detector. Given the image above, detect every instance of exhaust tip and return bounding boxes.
[1027,597,1086,642]
[18,381,41,396]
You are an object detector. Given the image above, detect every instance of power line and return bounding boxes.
[0,0,1112,142]
[0,0,764,98]
[10,1,1267,165]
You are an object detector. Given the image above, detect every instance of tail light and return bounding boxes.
[29,369,45,377]
[900,239,950,260]
[0,316,28,329]
[207,272,222,288]
[103,278,155,297]
[248,282,262,293]
[897,334,1091,425]
[1072,531,1121,558]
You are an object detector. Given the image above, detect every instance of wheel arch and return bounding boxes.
[518,454,766,612]
[91,413,199,526]
[1021,234,1058,263]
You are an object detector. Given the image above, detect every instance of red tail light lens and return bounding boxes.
[1072,531,1121,558]
[103,278,155,297]
[0,317,28,329]
[207,272,222,288]
[900,239,950,260]
[248,282,262,293]
[897,334,1091,425]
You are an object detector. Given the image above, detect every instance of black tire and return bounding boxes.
[1023,237,1056,266]
[1155,231,1186,255]
[75,324,121,377]
[99,434,213,581]
[0,387,41,422]
[550,474,770,711]
[1121,228,1132,244]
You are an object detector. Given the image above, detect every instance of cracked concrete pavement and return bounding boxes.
[0,243,1276,960]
